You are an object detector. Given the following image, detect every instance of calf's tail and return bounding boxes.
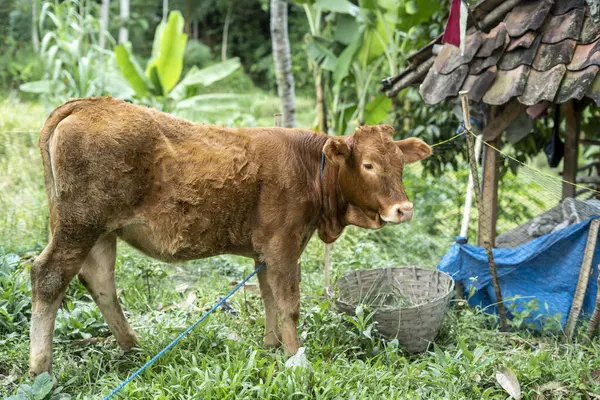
[39,98,94,235]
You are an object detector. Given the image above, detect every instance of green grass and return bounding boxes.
[1,95,600,399]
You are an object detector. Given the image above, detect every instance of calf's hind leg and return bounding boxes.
[78,234,138,351]
[29,237,93,377]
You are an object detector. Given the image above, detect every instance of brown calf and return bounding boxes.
[29,97,431,376]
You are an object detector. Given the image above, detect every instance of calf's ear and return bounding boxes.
[323,137,351,165]
[395,137,432,163]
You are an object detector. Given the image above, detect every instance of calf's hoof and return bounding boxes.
[283,342,300,355]
[117,332,139,352]
[29,354,51,379]
[264,332,281,349]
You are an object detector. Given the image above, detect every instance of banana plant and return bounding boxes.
[115,10,242,112]
[295,0,438,134]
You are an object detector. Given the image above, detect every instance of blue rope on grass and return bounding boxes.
[103,262,265,399]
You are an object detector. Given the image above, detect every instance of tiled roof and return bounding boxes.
[383,0,600,107]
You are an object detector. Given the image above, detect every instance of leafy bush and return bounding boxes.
[183,41,213,71]
[0,44,44,92]
[0,254,31,335]
[54,299,109,341]
[5,372,71,400]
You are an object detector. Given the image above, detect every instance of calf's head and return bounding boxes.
[323,125,431,228]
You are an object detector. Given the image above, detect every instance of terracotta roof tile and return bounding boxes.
[556,65,599,102]
[385,0,600,106]
[498,36,542,69]
[586,70,600,105]
[477,24,508,57]
[420,65,469,105]
[470,46,505,74]
[505,0,554,37]
[580,14,600,44]
[506,31,538,51]
[568,38,600,70]
[472,0,508,22]
[532,39,576,70]
[461,66,498,102]
[518,64,566,104]
[434,32,484,74]
[541,7,585,43]
[483,65,530,104]
[552,0,585,15]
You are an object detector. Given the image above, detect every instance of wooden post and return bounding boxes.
[460,91,509,332]
[566,219,600,339]
[478,136,501,247]
[563,101,580,199]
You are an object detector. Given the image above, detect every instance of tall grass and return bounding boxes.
[0,99,48,253]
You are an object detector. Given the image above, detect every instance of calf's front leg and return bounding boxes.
[256,262,280,348]
[261,235,301,355]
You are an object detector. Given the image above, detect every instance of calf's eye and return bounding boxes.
[363,163,373,170]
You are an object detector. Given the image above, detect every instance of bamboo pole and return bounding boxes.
[566,219,600,339]
[459,91,508,332]
[586,263,600,339]
[459,134,483,239]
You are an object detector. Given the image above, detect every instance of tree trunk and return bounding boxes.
[184,0,193,36]
[119,0,129,44]
[222,1,233,61]
[315,69,328,133]
[100,0,110,49]
[32,0,39,52]
[270,0,296,128]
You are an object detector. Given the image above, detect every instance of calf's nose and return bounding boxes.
[395,201,414,222]
[381,201,414,223]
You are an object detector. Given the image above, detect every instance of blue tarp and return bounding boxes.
[437,218,600,330]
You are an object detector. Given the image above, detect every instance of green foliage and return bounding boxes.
[183,41,213,71]
[19,0,114,104]
[145,11,188,94]
[115,10,242,113]
[5,372,70,400]
[0,254,31,335]
[0,45,44,92]
[55,300,109,341]
[364,93,392,125]
[0,110,48,253]
[114,44,149,97]
[506,298,563,333]
[296,0,437,134]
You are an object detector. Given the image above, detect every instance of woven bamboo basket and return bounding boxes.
[327,266,454,353]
